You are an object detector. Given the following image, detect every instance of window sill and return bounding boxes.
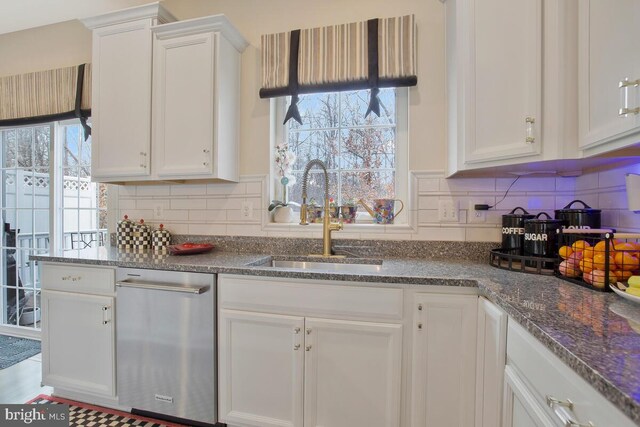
[263,222,416,233]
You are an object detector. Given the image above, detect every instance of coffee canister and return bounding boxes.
[501,207,535,254]
[554,200,601,230]
[524,212,564,268]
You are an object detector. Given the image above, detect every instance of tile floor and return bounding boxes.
[0,353,52,403]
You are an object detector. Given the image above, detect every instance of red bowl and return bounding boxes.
[167,243,215,255]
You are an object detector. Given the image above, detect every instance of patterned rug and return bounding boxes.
[27,395,189,426]
[0,334,40,369]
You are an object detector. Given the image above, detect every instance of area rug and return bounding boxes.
[0,334,40,369]
[27,395,189,426]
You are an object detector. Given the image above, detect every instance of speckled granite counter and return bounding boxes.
[31,247,640,424]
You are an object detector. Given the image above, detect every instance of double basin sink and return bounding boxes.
[250,257,383,274]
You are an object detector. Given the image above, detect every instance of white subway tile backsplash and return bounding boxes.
[171,198,207,210]
[137,185,171,197]
[171,184,207,196]
[112,166,636,242]
[440,177,495,192]
[207,183,246,195]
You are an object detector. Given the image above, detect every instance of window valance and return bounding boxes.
[0,64,92,138]
[260,15,416,124]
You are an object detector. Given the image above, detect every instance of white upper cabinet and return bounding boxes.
[446,0,578,175]
[152,16,247,181]
[578,0,640,155]
[83,3,176,180]
[84,7,246,183]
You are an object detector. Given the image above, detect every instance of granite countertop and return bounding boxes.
[32,247,640,424]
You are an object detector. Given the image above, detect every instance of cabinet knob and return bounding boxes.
[306,328,312,335]
[418,303,423,311]
[306,345,312,351]
[294,327,300,334]
[417,322,423,330]
[203,149,210,153]
[294,344,300,350]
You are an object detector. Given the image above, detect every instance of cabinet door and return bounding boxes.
[153,32,216,178]
[410,293,477,427]
[502,366,556,427]
[578,0,640,152]
[463,0,542,164]
[476,297,508,427]
[218,309,304,427]
[91,19,153,179]
[41,290,115,396]
[303,318,402,427]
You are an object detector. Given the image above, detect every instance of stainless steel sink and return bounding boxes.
[269,260,382,273]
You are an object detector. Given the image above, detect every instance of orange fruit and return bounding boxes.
[582,247,595,260]
[593,240,614,253]
[614,252,640,271]
[558,246,573,259]
[613,242,637,252]
[579,258,594,274]
[593,253,615,270]
[572,240,591,252]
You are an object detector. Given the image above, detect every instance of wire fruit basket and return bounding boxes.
[556,229,640,292]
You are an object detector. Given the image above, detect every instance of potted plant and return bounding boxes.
[307,198,323,223]
[328,198,340,219]
[340,198,358,223]
[269,143,298,223]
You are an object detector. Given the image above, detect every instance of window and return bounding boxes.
[275,88,407,218]
[0,121,105,333]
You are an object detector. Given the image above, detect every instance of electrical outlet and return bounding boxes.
[153,205,164,219]
[438,200,459,222]
[467,201,487,223]
[241,201,253,219]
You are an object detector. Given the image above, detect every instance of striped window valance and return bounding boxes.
[260,15,417,124]
[0,64,92,138]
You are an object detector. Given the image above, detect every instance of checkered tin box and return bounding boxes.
[132,219,151,249]
[117,215,134,249]
[152,224,171,250]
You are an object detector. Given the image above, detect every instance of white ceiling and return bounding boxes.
[0,0,152,35]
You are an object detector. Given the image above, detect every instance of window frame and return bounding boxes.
[271,87,409,226]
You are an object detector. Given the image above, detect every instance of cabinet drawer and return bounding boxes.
[219,274,403,322]
[42,263,115,295]
[507,320,635,427]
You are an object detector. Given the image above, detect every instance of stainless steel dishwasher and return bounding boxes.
[116,268,216,425]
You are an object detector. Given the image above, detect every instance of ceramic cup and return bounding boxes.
[340,206,358,223]
[307,207,323,223]
[372,199,404,224]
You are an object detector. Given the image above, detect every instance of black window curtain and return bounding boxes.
[0,63,92,139]
[260,15,417,124]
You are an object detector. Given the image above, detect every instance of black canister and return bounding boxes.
[524,212,564,268]
[554,200,601,230]
[501,207,535,254]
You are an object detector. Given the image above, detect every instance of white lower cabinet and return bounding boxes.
[303,318,402,427]
[41,263,116,401]
[41,290,115,397]
[476,297,508,427]
[218,275,403,427]
[503,320,636,427]
[410,293,478,427]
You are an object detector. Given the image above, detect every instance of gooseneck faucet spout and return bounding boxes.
[299,159,344,257]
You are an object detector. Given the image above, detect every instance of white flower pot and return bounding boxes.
[273,206,296,223]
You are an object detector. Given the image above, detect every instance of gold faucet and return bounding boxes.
[299,159,345,258]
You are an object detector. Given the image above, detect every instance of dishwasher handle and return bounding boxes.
[116,278,209,295]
